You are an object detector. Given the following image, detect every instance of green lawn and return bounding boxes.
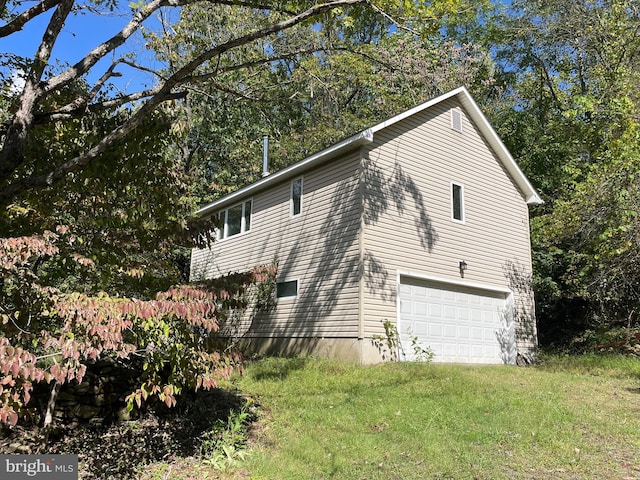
[143,355,640,479]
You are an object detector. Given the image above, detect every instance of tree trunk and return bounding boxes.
[43,380,62,429]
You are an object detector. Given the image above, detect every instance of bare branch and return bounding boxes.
[367,2,420,35]
[119,58,168,81]
[0,0,73,183]
[49,61,126,117]
[42,0,183,95]
[35,58,165,122]
[0,0,370,202]
[35,90,187,123]
[87,62,125,100]
[0,0,62,37]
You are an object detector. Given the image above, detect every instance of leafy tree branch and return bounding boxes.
[0,0,370,204]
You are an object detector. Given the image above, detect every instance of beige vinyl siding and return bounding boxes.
[192,152,362,338]
[361,98,535,345]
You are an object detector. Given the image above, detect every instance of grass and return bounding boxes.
[142,355,640,479]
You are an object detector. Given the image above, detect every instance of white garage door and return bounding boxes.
[398,277,515,364]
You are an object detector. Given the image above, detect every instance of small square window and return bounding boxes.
[291,178,302,217]
[276,280,298,299]
[452,183,464,222]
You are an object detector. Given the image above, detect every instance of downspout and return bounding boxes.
[358,146,366,344]
[262,135,270,177]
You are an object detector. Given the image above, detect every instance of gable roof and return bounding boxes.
[197,86,542,216]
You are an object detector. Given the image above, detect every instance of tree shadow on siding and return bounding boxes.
[387,162,438,252]
[362,157,438,302]
[241,155,438,355]
[363,157,437,252]
[503,260,537,361]
[231,173,362,356]
[285,157,437,340]
[496,306,518,365]
[288,175,361,336]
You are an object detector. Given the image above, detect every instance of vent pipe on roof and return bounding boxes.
[262,135,270,177]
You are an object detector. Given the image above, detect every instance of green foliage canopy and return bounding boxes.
[485,0,640,343]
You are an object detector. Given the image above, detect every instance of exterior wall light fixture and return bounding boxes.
[459,260,468,274]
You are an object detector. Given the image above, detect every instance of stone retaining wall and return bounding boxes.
[30,360,141,427]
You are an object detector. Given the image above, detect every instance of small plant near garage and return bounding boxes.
[372,320,435,362]
[371,319,399,361]
[408,329,435,362]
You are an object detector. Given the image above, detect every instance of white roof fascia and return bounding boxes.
[369,86,466,134]
[454,89,543,205]
[197,87,542,216]
[368,86,543,205]
[196,128,374,216]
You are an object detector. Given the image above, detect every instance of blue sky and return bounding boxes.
[2,5,163,93]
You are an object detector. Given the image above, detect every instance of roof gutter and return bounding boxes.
[196,86,543,216]
[196,128,374,216]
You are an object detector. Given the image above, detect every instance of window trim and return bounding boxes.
[451,182,465,223]
[451,108,463,133]
[290,177,303,218]
[216,199,253,240]
[275,279,299,300]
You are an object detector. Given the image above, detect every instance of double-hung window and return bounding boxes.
[217,199,252,239]
[290,177,303,217]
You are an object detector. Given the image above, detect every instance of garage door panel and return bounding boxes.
[398,276,514,364]
[469,295,482,306]
[483,327,496,341]
[429,323,442,337]
[412,285,427,297]
[443,323,457,337]
[471,327,482,340]
[399,299,412,315]
[484,345,499,357]
[443,343,458,357]
[456,292,469,304]
[459,326,470,339]
[413,320,428,335]
[414,301,427,315]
